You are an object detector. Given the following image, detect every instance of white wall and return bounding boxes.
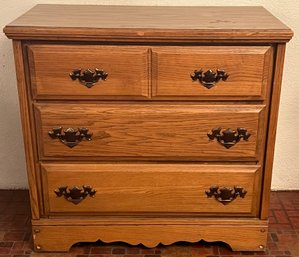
[0,0,298,190]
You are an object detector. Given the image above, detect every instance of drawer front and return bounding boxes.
[42,163,261,216]
[152,46,272,99]
[27,45,149,99]
[35,104,266,161]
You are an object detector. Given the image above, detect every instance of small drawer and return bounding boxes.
[35,103,266,161]
[152,46,273,100]
[42,163,261,216]
[27,44,150,99]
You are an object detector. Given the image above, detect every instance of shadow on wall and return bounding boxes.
[0,37,27,189]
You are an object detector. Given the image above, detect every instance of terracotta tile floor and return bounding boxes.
[0,190,298,257]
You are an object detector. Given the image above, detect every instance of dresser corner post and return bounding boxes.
[260,43,286,220]
[12,40,40,220]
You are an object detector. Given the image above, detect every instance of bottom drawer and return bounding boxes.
[41,163,261,216]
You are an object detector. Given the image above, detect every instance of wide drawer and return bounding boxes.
[35,104,266,161]
[27,45,149,99]
[152,46,273,99]
[41,163,261,216]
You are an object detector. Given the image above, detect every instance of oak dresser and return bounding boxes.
[4,5,293,252]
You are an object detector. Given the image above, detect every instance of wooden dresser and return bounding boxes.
[4,5,293,252]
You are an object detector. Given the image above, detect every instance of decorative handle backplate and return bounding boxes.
[48,127,92,148]
[70,68,108,88]
[207,127,251,149]
[191,69,229,89]
[54,185,96,205]
[206,186,247,205]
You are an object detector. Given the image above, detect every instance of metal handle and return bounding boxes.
[207,127,251,149]
[70,68,108,88]
[191,69,229,89]
[48,127,92,148]
[206,186,247,205]
[54,185,96,205]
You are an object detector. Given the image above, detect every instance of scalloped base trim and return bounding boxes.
[32,221,268,252]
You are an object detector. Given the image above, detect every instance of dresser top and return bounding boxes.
[4,4,293,42]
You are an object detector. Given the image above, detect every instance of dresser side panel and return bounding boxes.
[12,40,40,219]
[260,44,286,219]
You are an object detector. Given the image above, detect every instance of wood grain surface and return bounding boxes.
[12,41,40,219]
[4,5,293,42]
[152,46,272,99]
[28,44,149,99]
[5,4,293,252]
[261,44,287,219]
[41,163,260,215]
[32,221,268,251]
[34,103,266,161]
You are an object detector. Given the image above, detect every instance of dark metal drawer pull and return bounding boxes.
[206,186,247,205]
[48,127,92,148]
[54,185,96,205]
[191,69,229,89]
[70,68,108,88]
[207,127,251,149]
